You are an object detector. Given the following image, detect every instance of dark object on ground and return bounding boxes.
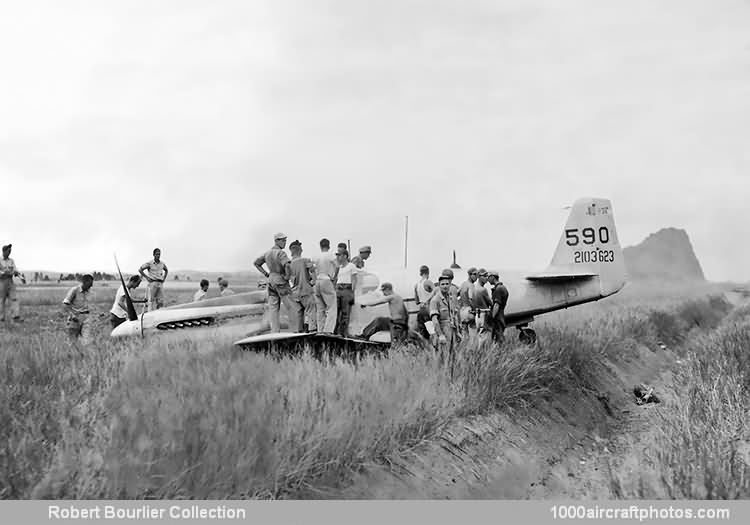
[633,384,661,405]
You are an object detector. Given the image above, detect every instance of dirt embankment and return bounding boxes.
[322,339,678,499]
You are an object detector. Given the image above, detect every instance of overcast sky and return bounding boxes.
[1,0,748,281]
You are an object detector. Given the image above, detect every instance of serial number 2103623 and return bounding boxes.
[574,249,615,263]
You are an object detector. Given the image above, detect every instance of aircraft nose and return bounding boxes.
[110,320,141,338]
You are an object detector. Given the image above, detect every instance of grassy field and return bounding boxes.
[0,280,747,499]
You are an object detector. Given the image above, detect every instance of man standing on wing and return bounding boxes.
[312,238,338,334]
[139,248,168,311]
[288,240,317,333]
[254,232,295,333]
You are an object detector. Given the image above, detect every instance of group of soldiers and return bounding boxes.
[2,236,509,353]
[253,233,373,337]
[250,232,510,353]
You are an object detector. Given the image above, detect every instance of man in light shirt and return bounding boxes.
[219,278,235,296]
[110,275,147,328]
[194,279,210,302]
[335,250,359,336]
[358,245,372,268]
[139,248,169,311]
[312,238,338,334]
[358,282,409,344]
[414,265,435,340]
[63,274,96,346]
[0,243,25,323]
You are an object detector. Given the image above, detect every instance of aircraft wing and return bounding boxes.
[234,332,388,354]
[525,272,597,282]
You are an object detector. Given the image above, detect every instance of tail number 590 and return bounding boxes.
[565,227,610,246]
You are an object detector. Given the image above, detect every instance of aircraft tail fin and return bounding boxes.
[546,197,627,296]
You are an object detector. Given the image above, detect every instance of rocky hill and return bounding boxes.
[623,228,705,282]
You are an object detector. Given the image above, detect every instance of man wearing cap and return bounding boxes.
[414,265,435,340]
[487,271,509,344]
[440,268,460,300]
[430,273,461,362]
[359,282,409,343]
[312,238,338,333]
[472,269,493,333]
[254,233,296,333]
[139,248,169,311]
[334,249,359,336]
[288,240,317,333]
[358,245,372,267]
[1,243,25,323]
[458,267,479,337]
[63,274,96,346]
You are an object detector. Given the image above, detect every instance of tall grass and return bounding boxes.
[611,305,750,499]
[0,283,738,499]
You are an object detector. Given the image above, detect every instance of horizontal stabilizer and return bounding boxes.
[526,272,597,282]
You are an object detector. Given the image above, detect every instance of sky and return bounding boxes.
[1,0,749,281]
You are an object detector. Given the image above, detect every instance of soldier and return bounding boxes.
[458,267,478,336]
[473,268,493,332]
[487,270,509,344]
[0,243,25,323]
[359,282,409,343]
[63,274,96,346]
[219,278,235,296]
[312,238,338,333]
[358,245,372,267]
[254,232,295,333]
[288,240,317,333]
[414,265,434,340]
[335,249,359,336]
[430,273,461,369]
[440,268,460,300]
[139,248,169,311]
[110,275,147,328]
[194,279,209,302]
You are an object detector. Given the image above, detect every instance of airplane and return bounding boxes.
[111,197,627,352]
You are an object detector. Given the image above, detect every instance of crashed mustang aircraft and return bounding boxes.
[111,197,627,350]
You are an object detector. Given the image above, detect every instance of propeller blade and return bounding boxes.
[114,253,138,321]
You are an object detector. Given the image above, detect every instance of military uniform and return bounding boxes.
[254,234,296,333]
[0,253,21,321]
[489,271,509,343]
[429,286,461,360]
[289,244,317,333]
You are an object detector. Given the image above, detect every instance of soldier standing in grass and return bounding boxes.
[430,273,461,371]
[0,243,25,323]
[63,274,95,346]
[139,248,168,311]
[414,265,435,340]
[487,270,509,344]
[254,233,296,333]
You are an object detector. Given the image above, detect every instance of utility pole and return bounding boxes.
[404,215,409,269]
